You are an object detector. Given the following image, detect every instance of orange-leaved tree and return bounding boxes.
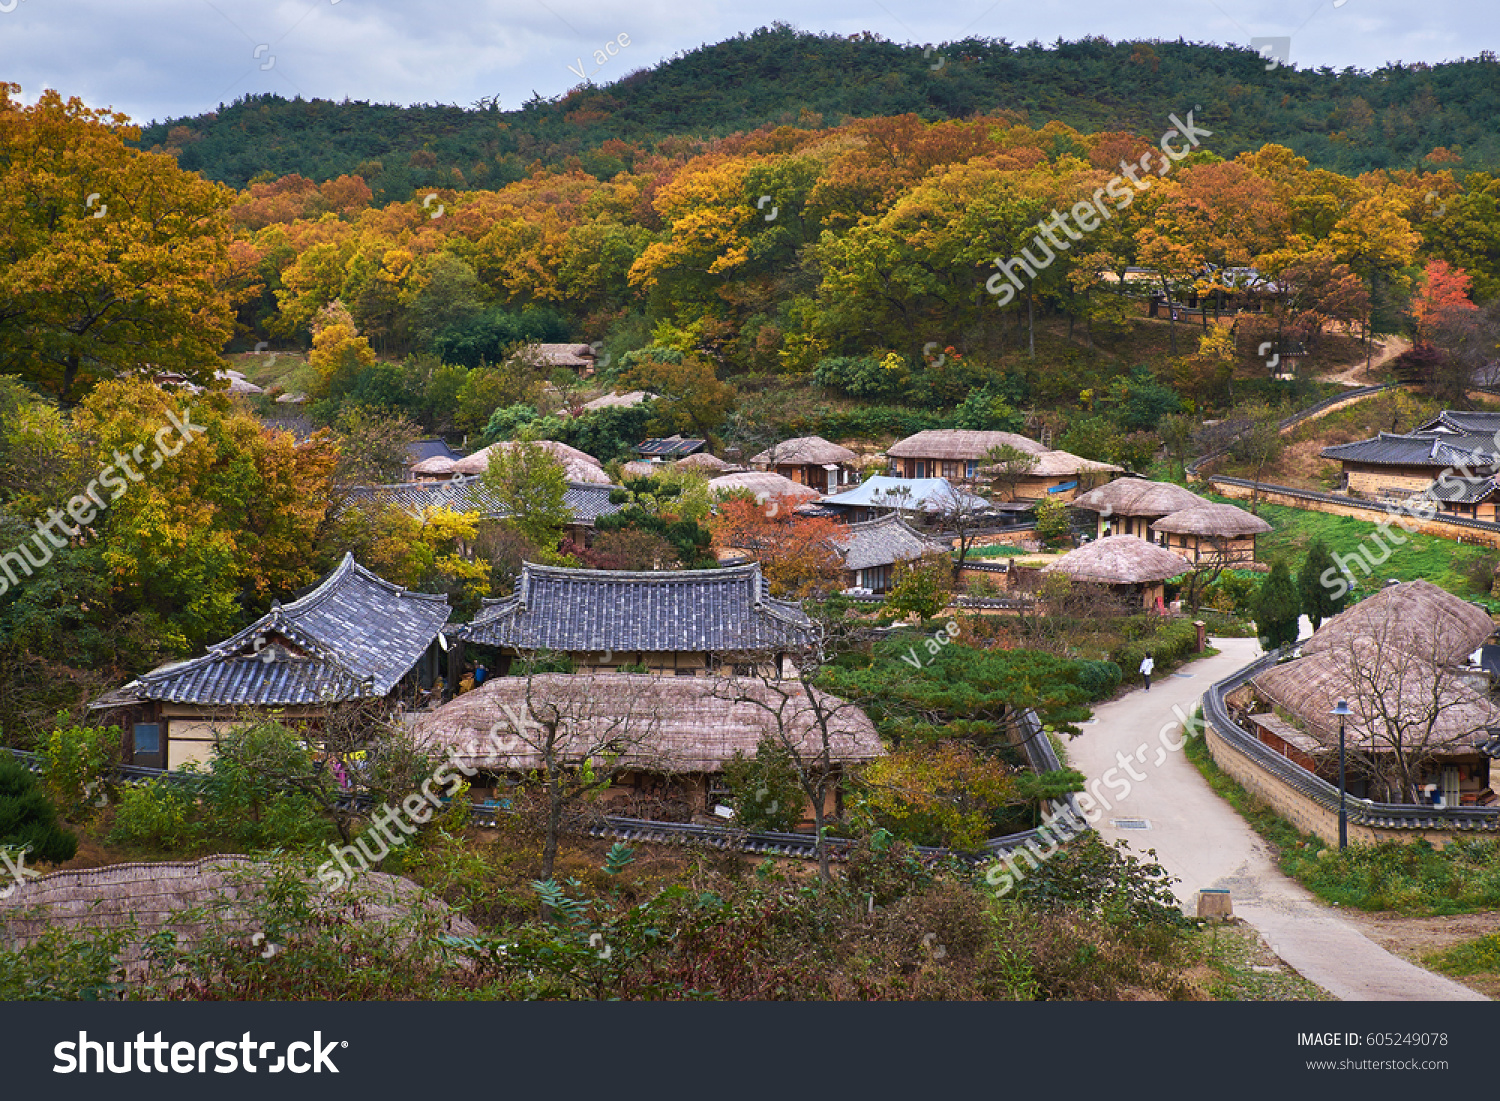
[710,494,844,600]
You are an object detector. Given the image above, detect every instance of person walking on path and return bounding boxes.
[1139,654,1155,691]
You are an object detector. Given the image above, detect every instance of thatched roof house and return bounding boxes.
[581,389,653,412]
[709,470,822,504]
[411,455,458,480]
[1250,644,1500,804]
[526,342,597,375]
[410,673,882,822]
[340,477,622,537]
[453,561,816,676]
[1043,535,1190,608]
[0,856,478,981]
[406,437,463,480]
[93,555,450,769]
[1149,502,1272,565]
[886,429,1047,481]
[453,440,611,485]
[750,436,861,495]
[677,451,740,473]
[1301,579,1495,666]
[979,448,1123,502]
[751,436,859,467]
[1071,479,1208,538]
[412,672,882,775]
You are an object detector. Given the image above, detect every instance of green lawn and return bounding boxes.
[1214,498,1497,609]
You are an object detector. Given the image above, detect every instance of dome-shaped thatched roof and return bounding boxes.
[751,436,859,466]
[1252,644,1500,750]
[1150,503,1273,538]
[1072,479,1207,517]
[709,471,821,502]
[1043,535,1192,585]
[0,856,477,981]
[411,455,457,476]
[412,673,883,773]
[676,451,740,472]
[1302,579,1495,665]
[453,440,610,484]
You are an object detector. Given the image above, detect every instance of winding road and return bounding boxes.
[1067,637,1486,1001]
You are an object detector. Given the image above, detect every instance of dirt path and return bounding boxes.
[1318,335,1411,387]
[1066,637,1486,1001]
[1340,910,1500,999]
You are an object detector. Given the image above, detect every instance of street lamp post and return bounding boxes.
[1330,699,1352,851]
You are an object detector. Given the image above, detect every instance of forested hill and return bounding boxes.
[136,26,1500,201]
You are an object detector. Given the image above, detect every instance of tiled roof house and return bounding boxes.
[92,555,451,769]
[454,561,816,676]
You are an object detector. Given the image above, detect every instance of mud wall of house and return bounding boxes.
[1344,468,1443,497]
[1205,720,1473,849]
[1209,482,1500,549]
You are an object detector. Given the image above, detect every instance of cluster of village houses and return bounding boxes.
[86,402,1500,826]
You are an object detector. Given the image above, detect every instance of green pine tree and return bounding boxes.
[1296,539,1346,630]
[0,755,78,865]
[1254,560,1301,651]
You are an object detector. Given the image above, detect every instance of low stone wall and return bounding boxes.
[1205,718,1469,849]
[1210,480,1500,549]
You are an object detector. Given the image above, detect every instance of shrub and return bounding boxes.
[109,777,199,851]
[36,722,121,819]
[0,755,78,864]
[723,737,803,832]
[1074,660,1123,699]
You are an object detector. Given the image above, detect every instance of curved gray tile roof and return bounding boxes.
[1321,431,1500,469]
[833,513,950,571]
[458,562,815,653]
[119,555,451,706]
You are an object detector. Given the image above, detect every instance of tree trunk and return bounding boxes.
[542,776,562,881]
[811,780,830,882]
[1027,293,1035,360]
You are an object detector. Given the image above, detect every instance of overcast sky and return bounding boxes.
[0,0,1491,125]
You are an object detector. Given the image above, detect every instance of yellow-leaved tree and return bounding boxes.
[0,85,240,403]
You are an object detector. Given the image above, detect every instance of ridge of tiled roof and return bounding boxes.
[832,513,950,571]
[458,561,815,653]
[117,555,451,707]
[1319,431,1500,468]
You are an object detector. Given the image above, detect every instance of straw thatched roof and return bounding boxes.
[708,471,821,502]
[527,343,596,369]
[1302,579,1495,666]
[676,452,741,472]
[1252,644,1500,755]
[411,455,458,476]
[1014,449,1123,478]
[1150,503,1273,538]
[581,389,654,412]
[751,436,859,467]
[0,856,477,980]
[1043,535,1191,585]
[1071,479,1207,517]
[621,460,660,479]
[887,429,1048,460]
[452,440,610,484]
[410,672,883,773]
